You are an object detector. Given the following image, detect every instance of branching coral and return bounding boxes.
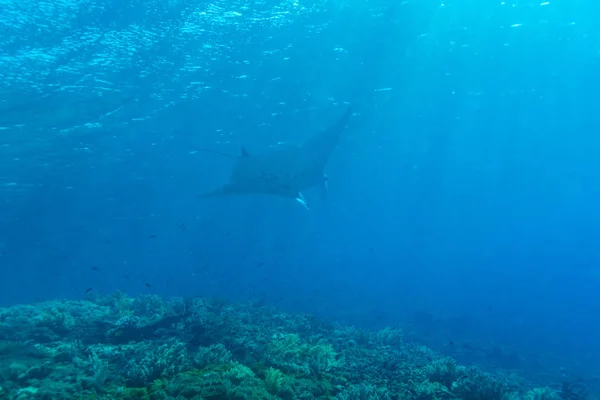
[123,338,188,386]
[527,387,560,400]
[266,333,341,376]
[423,357,466,389]
[0,294,574,400]
[451,368,511,400]
[194,343,232,367]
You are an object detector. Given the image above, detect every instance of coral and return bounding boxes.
[375,326,404,347]
[452,367,511,400]
[336,383,393,400]
[123,338,188,386]
[194,343,233,367]
[163,363,275,399]
[423,357,466,389]
[94,291,134,315]
[119,387,151,400]
[266,332,341,376]
[307,341,341,373]
[266,333,310,375]
[32,305,75,341]
[411,379,454,400]
[264,366,292,395]
[0,294,568,400]
[527,387,560,400]
[131,294,167,319]
[15,387,38,399]
[79,346,110,392]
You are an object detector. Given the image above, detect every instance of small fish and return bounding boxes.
[85,288,93,293]
[91,266,99,271]
[145,283,152,288]
[149,235,157,238]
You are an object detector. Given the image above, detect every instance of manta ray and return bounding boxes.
[202,106,353,208]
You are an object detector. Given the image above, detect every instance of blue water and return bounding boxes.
[1,0,599,384]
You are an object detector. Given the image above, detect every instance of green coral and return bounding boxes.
[0,294,568,400]
[452,368,511,400]
[161,362,275,400]
[423,357,466,389]
[119,387,150,400]
[266,333,341,376]
[264,367,289,395]
[411,379,453,400]
[123,338,188,386]
[375,326,404,347]
[194,343,232,367]
[33,305,75,335]
[337,383,392,400]
[526,387,560,400]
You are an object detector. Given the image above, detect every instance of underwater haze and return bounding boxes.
[1,0,600,396]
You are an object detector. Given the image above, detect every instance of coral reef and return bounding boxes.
[0,293,584,399]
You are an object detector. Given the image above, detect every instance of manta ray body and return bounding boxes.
[202,107,352,208]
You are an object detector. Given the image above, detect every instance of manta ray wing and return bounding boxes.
[301,106,353,168]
